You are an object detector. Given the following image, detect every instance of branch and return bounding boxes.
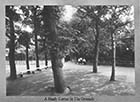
[6,32,11,39]
[115,21,131,30]
[6,16,10,21]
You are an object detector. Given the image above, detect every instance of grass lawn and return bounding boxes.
[6,62,135,96]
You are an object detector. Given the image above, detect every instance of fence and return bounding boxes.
[6,60,46,65]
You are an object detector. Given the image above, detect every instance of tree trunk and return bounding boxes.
[51,50,66,93]
[45,52,48,66]
[9,19,17,80]
[43,38,48,66]
[25,45,30,70]
[43,6,66,93]
[50,21,66,93]
[93,20,100,73]
[34,7,39,68]
[110,33,116,81]
[35,34,39,68]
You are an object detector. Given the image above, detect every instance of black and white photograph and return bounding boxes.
[5,5,135,96]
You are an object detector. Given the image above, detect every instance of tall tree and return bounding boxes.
[110,26,116,81]
[32,7,40,68]
[15,6,34,73]
[43,37,48,66]
[106,6,133,81]
[77,6,108,72]
[42,6,66,93]
[6,6,19,79]
[18,31,31,72]
[20,6,42,69]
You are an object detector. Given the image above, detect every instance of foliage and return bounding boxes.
[6,5,134,65]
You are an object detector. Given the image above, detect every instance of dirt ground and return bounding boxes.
[6,61,135,96]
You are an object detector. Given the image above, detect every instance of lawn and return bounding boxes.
[6,61,135,96]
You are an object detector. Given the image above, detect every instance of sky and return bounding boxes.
[61,5,77,22]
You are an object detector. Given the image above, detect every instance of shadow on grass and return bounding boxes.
[86,71,102,75]
[6,65,135,96]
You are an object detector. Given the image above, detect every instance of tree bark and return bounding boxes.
[51,50,66,93]
[9,19,17,80]
[110,32,116,81]
[25,45,30,70]
[34,7,39,68]
[43,6,66,93]
[50,21,66,93]
[93,20,100,73]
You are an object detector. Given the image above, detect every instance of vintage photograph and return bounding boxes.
[6,5,135,96]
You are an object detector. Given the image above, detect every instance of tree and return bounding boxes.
[93,17,100,73]
[13,6,35,73]
[105,6,134,81]
[32,6,40,69]
[76,6,109,72]
[20,6,42,69]
[18,31,31,72]
[6,6,20,79]
[37,30,49,67]
[110,26,116,81]
[42,6,66,93]
[38,32,49,67]
[43,37,48,66]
